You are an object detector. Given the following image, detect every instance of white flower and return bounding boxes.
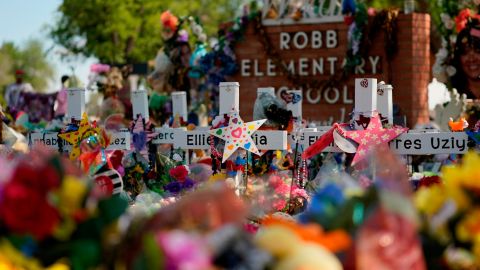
[436,48,448,59]
[446,65,457,76]
[440,13,451,23]
[209,37,219,49]
[450,35,457,45]
[198,33,207,43]
[191,24,202,36]
[433,63,447,83]
[445,20,454,30]
[441,38,447,47]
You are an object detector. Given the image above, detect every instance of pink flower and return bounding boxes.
[292,187,308,199]
[244,223,259,234]
[90,63,110,73]
[156,231,211,269]
[367,7,376,16]
[272,199,287,211]
[268,174,284,188]
[274,184,290,196]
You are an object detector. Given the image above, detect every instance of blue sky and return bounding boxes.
[0,0,94,92]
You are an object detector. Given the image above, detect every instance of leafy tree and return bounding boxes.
[50,0,243,65]
[0,40,55,93]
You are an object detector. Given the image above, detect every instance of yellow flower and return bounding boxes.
[443,152,480,192]
[57,176,88,217]
[208,173,227,182]
[133,165,144,174]
[473,236,480,266]
[0,239,43,270]
[456,209,480,243]
[415,185,447,216]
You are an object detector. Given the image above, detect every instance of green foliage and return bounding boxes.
[0,40,55,93]
[50,0,243,65]
[364,0,404,9]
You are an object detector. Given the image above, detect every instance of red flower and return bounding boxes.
[344,15,354,26]
[0,181,59,239]
[11,163,60,193]
[456,9,474,32]
[169,165,189,182]
[160,11,178,32]
[418,176,441,189]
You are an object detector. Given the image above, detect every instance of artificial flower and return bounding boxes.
[156,230,212,269]
[169,165,189,182]
[456,209,480,243]
[415,185,448,216]
[0,239,44,270]
[0,181,60,239]
[275,243,343,270]
[261,216,351,253]
[11,162,60,193]
[56,176,88,217]
[160,11,179,32]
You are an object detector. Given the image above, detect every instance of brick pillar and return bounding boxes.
[390,13,430,126]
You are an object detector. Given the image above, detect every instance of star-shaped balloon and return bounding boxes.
[210,111,266,163]
[130,114,158,161]
[58,113,102,160]
[341,112,408,165]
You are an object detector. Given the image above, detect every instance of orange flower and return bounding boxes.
[160,11,178,32]
[261,216,351,253]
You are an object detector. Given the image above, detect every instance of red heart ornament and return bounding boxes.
[231,127,242,138]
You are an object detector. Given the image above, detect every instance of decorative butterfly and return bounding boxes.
[130,114,158,161]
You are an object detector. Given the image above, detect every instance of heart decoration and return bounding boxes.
[209,111,267,162]
[231,127,242,138]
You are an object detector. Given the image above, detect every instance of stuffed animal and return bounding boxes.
[448,117,468,131]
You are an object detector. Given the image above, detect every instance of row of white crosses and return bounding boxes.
[297,78,468,155]
[29,79,469,159]
[152,82,288,153]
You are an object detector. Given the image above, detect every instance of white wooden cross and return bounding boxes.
[28,88,130,151]
[149,83,289,152]
[287,78,468,155]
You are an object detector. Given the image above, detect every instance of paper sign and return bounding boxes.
[390,132,468,155]
[297,131,468,155]
[174,130,287,150]
[29,131,130,151]
[152,127,176,144]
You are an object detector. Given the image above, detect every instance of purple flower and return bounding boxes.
[182,178,195,189]
[164,182,182,194]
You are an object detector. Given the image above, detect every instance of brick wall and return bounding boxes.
[229,13,430,127]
